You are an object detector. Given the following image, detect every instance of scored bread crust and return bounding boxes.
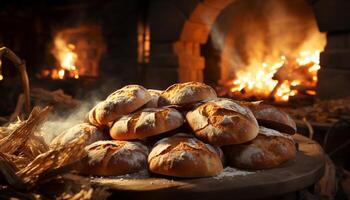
[148,133,223,178]
[110,107,184,140]
[246,103,297,134]
[186,98,259,146]
[88,106,102,127]
[144,89,163,108]
[89,85,152,126]
[80,140,149,176]
[223,126,296,170]
[50,123,107,148]
[159,82,217,106]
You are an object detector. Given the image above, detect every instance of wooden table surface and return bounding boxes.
[91,134,325,200]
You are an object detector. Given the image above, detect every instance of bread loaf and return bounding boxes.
[159,82,217,108]
[148,133,223,177]
[223,126,296,169]
[246,103,296,134]
[80,140,149,176]
[144,89,162,108]
[89,85,151,126]
[186,98,259,146]
[50,123,107,148]
[110,107,184,140]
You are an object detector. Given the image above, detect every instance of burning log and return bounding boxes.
[268,80,283,100]
[268,62,289,100]
[290,85,316,95]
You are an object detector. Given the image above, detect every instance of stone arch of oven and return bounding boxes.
[147,0,350,99]
[147,0,236,88]
[174,0,236,83]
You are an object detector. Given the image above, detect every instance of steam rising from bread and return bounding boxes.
[39,99,101,144]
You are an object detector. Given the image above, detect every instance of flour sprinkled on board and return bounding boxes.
[96,169,150,180]
[214,167,255,180]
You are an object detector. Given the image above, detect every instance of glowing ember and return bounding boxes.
[0,60,3,81]
[228,50,321,102]
[58,69,65,79]
[40,26,105,80]
[49,34,79,80]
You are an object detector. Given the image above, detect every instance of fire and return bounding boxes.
[49,35,80,80]
[40,26,105,80]
[0,60,3,81]
[228,50,321,102]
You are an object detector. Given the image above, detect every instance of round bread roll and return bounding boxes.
[223,126,296,170]
[144,89,163,108]
[159,82,217,107]
[80,140,149,176]
[246,103,296,134]
[50,123,107,148]
[186,98,259,146]
[110,107,184,140]
[89,85,152,126]
[148,133,223,177]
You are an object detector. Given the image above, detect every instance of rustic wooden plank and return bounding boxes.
[91,134,325,200]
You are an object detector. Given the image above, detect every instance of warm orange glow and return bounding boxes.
[40,26,105,80]
[58,69,65,79]
[228,50,321,102]
[306,90,316,95]
[0,60,2,81]
[138,20,151,64]
[48,34,80,80]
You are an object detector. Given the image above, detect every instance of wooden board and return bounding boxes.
[91,134,325,200]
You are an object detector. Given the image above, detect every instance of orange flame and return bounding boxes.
[229,50,321,102]
[49,34,79,80]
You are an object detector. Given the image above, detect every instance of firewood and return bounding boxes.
[290,85,316,92]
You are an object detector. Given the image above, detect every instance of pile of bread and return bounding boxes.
[51,82,297,178]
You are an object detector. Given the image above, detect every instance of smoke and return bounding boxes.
[38,95,102,145]
[207,0,326,82]
[37,77,126,145]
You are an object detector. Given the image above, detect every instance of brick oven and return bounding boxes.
[0,1,349,199]
[147,0,350,101]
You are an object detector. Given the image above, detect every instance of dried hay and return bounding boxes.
[0,106,108,199]
[0,107,50,154]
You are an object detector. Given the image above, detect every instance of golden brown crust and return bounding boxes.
[186,98,259,146]
[245,103,297,134]
[88,106,102,127]
[110,107,184,140]
[223,127,296,170]
[89,85,152,126]
[148,133,223,178]
[80,140,149,176]
[144,89,163,108]
[159,82,217,107]
[50,123,107,148]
